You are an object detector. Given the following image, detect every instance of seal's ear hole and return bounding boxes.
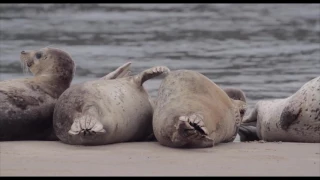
[35,52,42,59]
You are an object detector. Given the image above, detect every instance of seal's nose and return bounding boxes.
[21,51,26,54]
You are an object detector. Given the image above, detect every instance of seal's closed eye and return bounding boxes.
[35,52,42,59]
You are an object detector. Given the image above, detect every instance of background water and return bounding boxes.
[1,4,319,141]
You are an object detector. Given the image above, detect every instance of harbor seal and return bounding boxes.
[0,47,75,141]
[152,70,247,148]
[53,65,170,145]
[239,76,320,143]
[223,87,247,103]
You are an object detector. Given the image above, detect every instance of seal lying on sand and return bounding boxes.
[53,65,170,145]
[0,47,75,141]
[239,76,320,143]
[152,70,247,148]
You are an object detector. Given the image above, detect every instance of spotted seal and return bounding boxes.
[239,76,320,143]
[0,47,75,141]
[53,65,170,145]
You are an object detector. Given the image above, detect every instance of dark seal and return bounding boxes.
[0,47,75,141]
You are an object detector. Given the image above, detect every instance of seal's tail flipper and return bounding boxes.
[134,66,170,86]
[102,62,132,80]
[68,115,106,136]
[238,124,260,142]
[171,113,214,148]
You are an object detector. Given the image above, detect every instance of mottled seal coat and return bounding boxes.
[239,76,320,143]
[53,65,170,145]
[0,47,75,141]
[152,70,247,148]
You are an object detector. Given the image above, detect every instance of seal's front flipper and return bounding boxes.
[242,105,258,124]
[68,115,106,136]
[134,66,170,86]
[280,98,302,130]
[171,113,214,148]
[102,62,132,80]
[238,124,260,142]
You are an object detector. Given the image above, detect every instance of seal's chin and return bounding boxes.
[20,56,31,74]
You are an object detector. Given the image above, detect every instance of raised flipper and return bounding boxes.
[279,98,302,130]
[101,62,132,80]
[134,66,170,86]
[171,113,214,148]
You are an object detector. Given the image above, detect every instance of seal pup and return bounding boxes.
[53,65,170,145]
[152,70,247,148]
[239,76,320,143]
[0,47,75,141]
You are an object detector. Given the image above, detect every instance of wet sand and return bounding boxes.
[0,141,319,176]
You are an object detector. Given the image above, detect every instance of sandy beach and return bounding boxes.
[0,141,319,176]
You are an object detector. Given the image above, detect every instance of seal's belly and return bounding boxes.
[96,81,153,142]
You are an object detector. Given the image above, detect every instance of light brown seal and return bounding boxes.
[152,70,247,148]
[0,47,75,141]
[53,65,170,145]
[239,76,320,143]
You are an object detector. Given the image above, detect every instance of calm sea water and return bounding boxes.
[1,4,319,141]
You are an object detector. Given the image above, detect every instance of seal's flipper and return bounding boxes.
[242,105,258,124]
[238,125,260,142]
[68,115,106,136]
[134,66,170,86]
[102,62,132,80]
[171,113,214,148]
[279,99,302,130]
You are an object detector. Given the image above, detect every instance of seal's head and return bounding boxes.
[20,47,75,84]
[223,87,247,120]
[223,87,247,103]
[233,99,247,121]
